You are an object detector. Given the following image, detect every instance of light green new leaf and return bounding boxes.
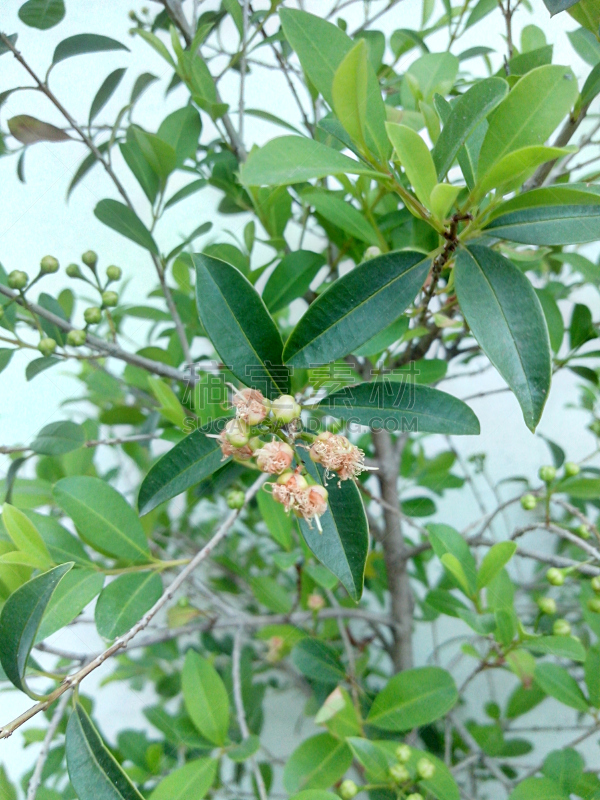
[427,523,478,595]
[95,572,163,639]
[508,777,568,800]
[522,636,586,662]
[53,34,129,65]
[292,639,345,685]
[182,650,230,745]
[441,554,471,595]
[150,759,217,800]
[31,420,86,456]
[430,183,461,223]
[0,563,72,695]
[283,733,352,793]
[54,476,151,564]
[37,568,104,642]
[534,663,589,711]
[367,666,458,730]
[19,0,65,29]
[386,123,437,208]
[332,40,368,151]
[474,145,576,199]
[303,191,380,246]
[2,504,52,569]
[477,541,517,590]
[147,377,187,429]
[66,704,144,800]
[454,246,552,431]
[404,53,459,104]
[94,199,158,254]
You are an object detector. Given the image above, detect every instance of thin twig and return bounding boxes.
[26,691,72,800]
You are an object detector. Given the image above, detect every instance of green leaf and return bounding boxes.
[322,380,480,436]
[375,742,460,800]
[36,568,104,641]
[534,663,589,711]
[250,576,293,614]
[263,251,326,314]
[477,541,517,590]
[474,145,575,199]
[427,523,478,595]
[403,53,459,104]
[386,123,437,208]
[89,68,126,124]
[147,377,187,429]
[297,454,368,602]
[31,420,85,456]
[346,738,389,783]
[585,644,600,706]
[138,425,226,516]
[240,136,379,187]
[432,78,508,179]
[0,766,16,800]
[8,115,70,145]
[485,202,600,245]
[182,650,230,745]
[581,62,600,107]
[331,40,368,151]
[95,572,162,639]
[522,636,586,662]
[157,106,201,167]
[429,183,461,222]
[569,0,600,34]
[283,250,430,368]
[18,0,65,29]
[150,759,217,800]
[0,349,13,375]
[508,777,568,800]
[2,504,52,569]
[454,246,551,431]
[353,315,409,357]
[477,65,578,185]
[0,563,72,695]
[291,639,345,685]
[367,666,458,730]
[53,34,129,64]
[120,134,159,204]
[128,125,176,181]
[228,736,261,762]
[54,476,151,564]
[302,191,380,246]
[256,489,293,550]
[441,554,471,595]
[194,253,288,395]
[25,510,94,567]
[283,733,352,793]
[542,748,584,795]
[568,27,600,65]
[536,288,564,353]
[66,704,144,800]
[94,199,158,254]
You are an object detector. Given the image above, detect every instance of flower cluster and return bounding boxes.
[271,471,329,531]
[309,431,371,483]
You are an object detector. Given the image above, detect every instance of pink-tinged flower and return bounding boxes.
[270,472,328,531]
[212,419,259,461]
[265,635,285,663]
[232,387,269,426]
[309,432,372,482]
[296,485,328,531]
[307,593,325,612]
[255,440,294,474]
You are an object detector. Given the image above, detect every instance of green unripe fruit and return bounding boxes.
[539,465,556,483]
[576,524,591,540]
[416,758,435,780]
[591,576,600,594]
[271,394,301,424]
[588,597,600,613]
[395,744,411,763]
[66,329,87,347]
[84,306,102,325]
[389,764,410,783]
[7,270,28,290]
[553,618,571,636]
[339,780,358,800]
[66,263,82,278]
[564,462,580,477]
[40,255,59,274]
[81,250,98,268]
[38,337,57,357]
[546,568,565,586]
[537,596,556,615]
[406,795,424,800]
[226,489,245,510]
[224,418,250,447]
[101,291,118,308]
[106,265,122,281]
[521,494,537,511]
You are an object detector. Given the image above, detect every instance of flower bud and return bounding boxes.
[307,593,325,612]
[564,462,580,477]
[591,576,600,594]
[339,780,358,800]
[66,263,82,278]
[576,524,591,540]
[389,764,410,783]
[225,418,250,448]
[271,394,301,424]
[256,440,294,475]
[226,489,246,510]
[520,494,537,511]
[233,387,269,426]
[40,255,59,274]
[276,471,308,490]
[66,329,87,347]
[38,337,57,357]
[81,250,98,269]
[537,597,556,615]
[101,290,118,308]
[7,270,28,290]
[84,306,102,325]
[395,744,411,763]
[539,465,556,483]
[553,618,571,636]
[546,568,565,586]
[416,758,435,780]
[588,596,600,614]
[106,265,122,281]
[364,245,381,260]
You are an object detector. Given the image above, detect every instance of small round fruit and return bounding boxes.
[7,270,28,290]
[588,596,600,613]
[224,418,250,448]
[81,250,98,268]
[389,764,410,783]
[576,524,591,540]
[339,780,358,800]
[395,744,411,763]
[553,618,571,636]
[564,462,580,477]
[546,568,565,586]
[40,255,59,274]
[66,263,82,278]
[226,489,245,510]
[539,465,557,483]
[591,576,600,594]
[84,306,102,325]
[106,265,122,281]
[66,329,86,347]
[38,337,57,357]
[270,394,301,424]
[521,494,537,511]
[101,291,118,308]
[537,596,556,615]
[416,758,435,780]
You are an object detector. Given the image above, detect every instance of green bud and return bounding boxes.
[539,465,556,483]
[395,744,411,763]
[389,764,410,783]
[106,265,122,282]
[7,270,28,290]
[101,291,118,308]
[576,524,591,540]
[564,461,580,477]
[38,337,57,357]
[553,618,571,636]
[546,568,565,586]
[537,596,556,615]
[84,306,102,325]
[591,576,600,594]
[66,263,82,278]
[66,329,87,347]
[271,394,301,424]
[588,596,600,614]
[406,795,424,800]
[520,494,537,511]
[40,255,59,274]
[339,780,358,800]
[416,758,435,780]
[226,489,245,510]
[81,250,98,269]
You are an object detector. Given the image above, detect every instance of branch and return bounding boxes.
[26,691,71,800]
[1,433,158,456]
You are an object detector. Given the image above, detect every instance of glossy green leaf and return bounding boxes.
[584,644,600,707]
[66,704,144,800]
[474,145,575,199]
[477,541,517,590]
[485,202,600,245]
[283,250,430,368]
[534,663,589,711]
[54,476,151,564]
[428,523,478,595]
[263,251,326,314]
[89,68,126,124]
[536,288,564,353]
[353,315,409,357]
[150,758,217,800]
[367,666,458,730]
[0,563,72,695]
[18,0,65,29]
[522,636,586,662]
[332,40,369,151]
[386,123,437,207]
[138,425,226,515]
[53,34,129,64]
[455,246,551,431]
[182,649,230,745]
[94,199,158,254]
[346,738,389,783]
[194,253,288,394]
[95,572,162,639]
[240,136,378,187]
[157,106,201,167]
[36,568,104,641]
[292,639,345,685]
[303,192,380,246]
[322,380,479,436]
[2,503,53,570]
[283,733,352,793]
[432,78,508,179]
[31,420,85,456]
